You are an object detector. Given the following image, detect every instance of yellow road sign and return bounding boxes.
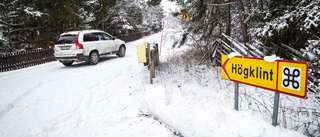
[182,13,190,19]
[221,55,308,99]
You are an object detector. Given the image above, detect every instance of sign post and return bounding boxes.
[221,55,308,126]
[272,92,280,126]
[234,82,239,111]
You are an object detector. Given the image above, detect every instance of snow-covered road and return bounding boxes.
[0,33,174,137]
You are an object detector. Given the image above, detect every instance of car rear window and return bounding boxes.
[55,35,77,44]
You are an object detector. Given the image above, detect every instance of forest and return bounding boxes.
[0,0,164,52]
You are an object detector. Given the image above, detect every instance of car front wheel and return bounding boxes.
[118,45,126,57]
[89,51,99,65]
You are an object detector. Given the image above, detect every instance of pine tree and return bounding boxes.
[175,0,229,53]
[110,0,144,35]
[249,0,320,60]
[0,0,23,51]
[147,0,161,6]
[143,0,164,32]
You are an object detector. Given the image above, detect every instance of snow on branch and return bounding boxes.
[251,0,320,38]
[24,7,45,17]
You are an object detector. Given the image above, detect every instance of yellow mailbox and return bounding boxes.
[137,43,147,63]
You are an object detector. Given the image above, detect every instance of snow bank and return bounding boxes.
[264,54,280,62]
[228,52,241,58]
[134,39,146,46]
[143,82,305,137]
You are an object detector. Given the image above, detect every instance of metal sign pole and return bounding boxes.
[235,82,239,111]
[272,92,280,126]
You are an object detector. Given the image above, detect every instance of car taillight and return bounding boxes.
[53,36,60,48]
[76,33,83,49]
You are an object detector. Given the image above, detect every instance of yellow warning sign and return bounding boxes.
[182,13,190,19]
[221,55,308,99]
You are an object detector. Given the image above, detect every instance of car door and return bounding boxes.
[83,33,101,56]
[92,33,107,54]
[101,33,118,52]
[93,33,110,54]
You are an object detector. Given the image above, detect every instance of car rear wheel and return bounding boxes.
[89,51,99,65]
[118,45,126,57]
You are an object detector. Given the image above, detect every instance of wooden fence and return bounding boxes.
[0,48,55,72]
[117,33,144,43]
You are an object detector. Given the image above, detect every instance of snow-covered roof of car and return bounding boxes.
[61,30,105,36]
[60,31,80,35]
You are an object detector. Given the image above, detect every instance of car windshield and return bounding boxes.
[55,35,77,44]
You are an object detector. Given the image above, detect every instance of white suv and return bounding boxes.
[54,30,126,66]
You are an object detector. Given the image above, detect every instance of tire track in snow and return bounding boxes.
[38,96,84,137]
[38,86,98,136]
[0,82,42,120]
[0,72,75,120]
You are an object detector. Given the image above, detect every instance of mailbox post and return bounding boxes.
[137,42,160,84]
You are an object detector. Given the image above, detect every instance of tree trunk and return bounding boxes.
[5,5,14,52]
[226,0,231,46]
[236,0,250,55]
[247,0,252,13]
[259,0,264,10]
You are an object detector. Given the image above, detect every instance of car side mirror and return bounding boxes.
[112,36,116,40]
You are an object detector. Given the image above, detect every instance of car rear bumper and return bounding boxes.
[55,54,89,62]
